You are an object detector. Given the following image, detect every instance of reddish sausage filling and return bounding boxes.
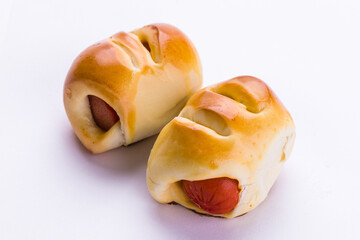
[182,177,240,215]
[88,95,119,131]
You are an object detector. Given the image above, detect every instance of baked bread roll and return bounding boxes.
[147,76,295,218]
[63,24,202,153]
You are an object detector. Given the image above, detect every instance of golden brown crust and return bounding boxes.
[64,23,202,153]
[147,76,295,218]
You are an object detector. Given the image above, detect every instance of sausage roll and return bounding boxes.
[146,76,295,218]
[63,23,202,153]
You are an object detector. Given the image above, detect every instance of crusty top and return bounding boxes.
[64,24,202,153]
[147,76,295,218]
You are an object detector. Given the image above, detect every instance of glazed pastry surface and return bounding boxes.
[147,76,295,218]
[64,23,202,153]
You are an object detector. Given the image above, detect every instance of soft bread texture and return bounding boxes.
[64,23,202,153]
[146,76,295,218]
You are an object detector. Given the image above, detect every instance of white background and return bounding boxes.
[1,0,359,239]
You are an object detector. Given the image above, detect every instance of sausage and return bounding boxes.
[88,95,119,131]
[182,177,240,215]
